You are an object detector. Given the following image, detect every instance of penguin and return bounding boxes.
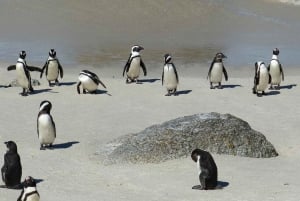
[122,45,147,83]
[37,100,56,150]
[268,48,284,89]
[7,51,42,96]
[40,49,63,87]
[17,176,40,201]
[207,52,228,89]
[77,70,106,94]
[162,54,179,96]
[252,61,271,97]
[1,141,22,189]
[191,149,218,190]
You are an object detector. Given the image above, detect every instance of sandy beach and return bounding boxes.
[0,62,299,201]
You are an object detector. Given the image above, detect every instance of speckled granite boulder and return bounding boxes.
[98,113,278,164]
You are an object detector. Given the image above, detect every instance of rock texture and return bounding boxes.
[98,113,278,164]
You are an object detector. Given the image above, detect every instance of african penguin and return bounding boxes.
[268,48,284,89]
[77,70,106,94]
[37,100,56,150]
[17,176,40,201]
[252,61,271,97]
[7,51,42,96]
[40,49,64,87]
[162,54,179,96]
[207,52,228,89]
[122,45,147,83]
[1,141,22,189]
[191,149,218,190]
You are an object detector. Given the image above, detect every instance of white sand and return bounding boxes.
[0,63,299,201]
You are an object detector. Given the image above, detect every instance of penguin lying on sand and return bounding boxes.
[7,51,42,96]
[40,49,63,87]
[77,70,106,94]
[123,45,147,83]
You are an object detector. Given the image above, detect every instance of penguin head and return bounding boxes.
[49,49,56,57]
[164,54,172,64]
[19,51,26,59]
[273,48,280,56]
[191,149,202,162]
[131,45,144,54]
[22,176,37,188]
[4,141,18,153]
[39,100,52,113]
[215,52,227,60]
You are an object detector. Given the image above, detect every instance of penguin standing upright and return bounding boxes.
[162,54,179,96]
[207,52,228,89]
[7,51,42,96]
[77,70,106,94]
[268,48,284,89]
[191,149,218,190]
[1,141,22,189]
[17,176,40,201]
[40,49,63,86]
[37,100,56,150]
[123,45,147,83]
[253,61,271,97]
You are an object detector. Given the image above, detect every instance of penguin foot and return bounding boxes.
[165,93,171,96]
[257,93,263,97]
[275,85,280,90]
[252,88,257,94]
[210,86,215,89]
[126,79,132,84]
[218,85,223,89]
[40,145,46,150]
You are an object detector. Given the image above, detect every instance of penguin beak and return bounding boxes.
[138,46,144,51]
[222,54,227,59]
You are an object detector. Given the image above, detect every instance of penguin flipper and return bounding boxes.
[280,63,284,81]
[27,66,42,72]
[7,65,16,71]
[123,55,131,77]
[58,60,64,78]
[173,63,179,83]
[207,61,214,80]
[223,65,228,81]
[77,82,82,94]
[97,79,106,89]
[51,116,56,138]
[40,63,47,78]
[269,73,272,84]
[162,70,164,86]
[140,59,147,76]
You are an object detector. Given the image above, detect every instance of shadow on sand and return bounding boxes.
[52,141,80,149]
[175,90,192,96]
[138,78,161,83]
[59,82,77,86]
[222,84,242,89]
[192,181,229,190]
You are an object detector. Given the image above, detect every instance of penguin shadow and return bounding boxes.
[138,78,161,84]
[95,89,112,96]
[192,181,229,190]
[278,84,297,90]
[0,85,10,88]
[31,88,55,95]
[175,90,192,96]
[222,84,242,89]
[51,141,79,149]
[265,91,280,96]
[58,81,77,86]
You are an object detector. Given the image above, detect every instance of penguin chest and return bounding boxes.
[163,65,178,90]
[210,63,223,83]
[127,57,141,79]
[16,64,30,89]
[269,61,281,84]
[21,187,40,201]
[257,68,269,91]
[38,114,55,144]
[46,61,59,81]
[79,75,98,92]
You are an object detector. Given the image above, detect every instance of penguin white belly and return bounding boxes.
[257,69,269,92]
[46,61,59,81]
[210,63,223,83]
[163,65,177,90]
[79,75,98,92]
[16,64,30,89]
[21,187,40,201]
[269,61,281,85]
[127,58,141,79]
[38,114,55,144]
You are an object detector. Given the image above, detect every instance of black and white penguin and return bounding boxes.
[37,100,56,150]
[17,176,40,201]
[40,49,63,86]
[7,51,42,96]
[77,70,106,94]
[162,54,179,96]
[253,61,271,97]
[191,149,218,190]
[122,45,147,83]
[268,48,284,89]
[1,141,22,189]
[207,52,228,89]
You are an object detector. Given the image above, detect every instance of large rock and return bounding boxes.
[98,113,278,164]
